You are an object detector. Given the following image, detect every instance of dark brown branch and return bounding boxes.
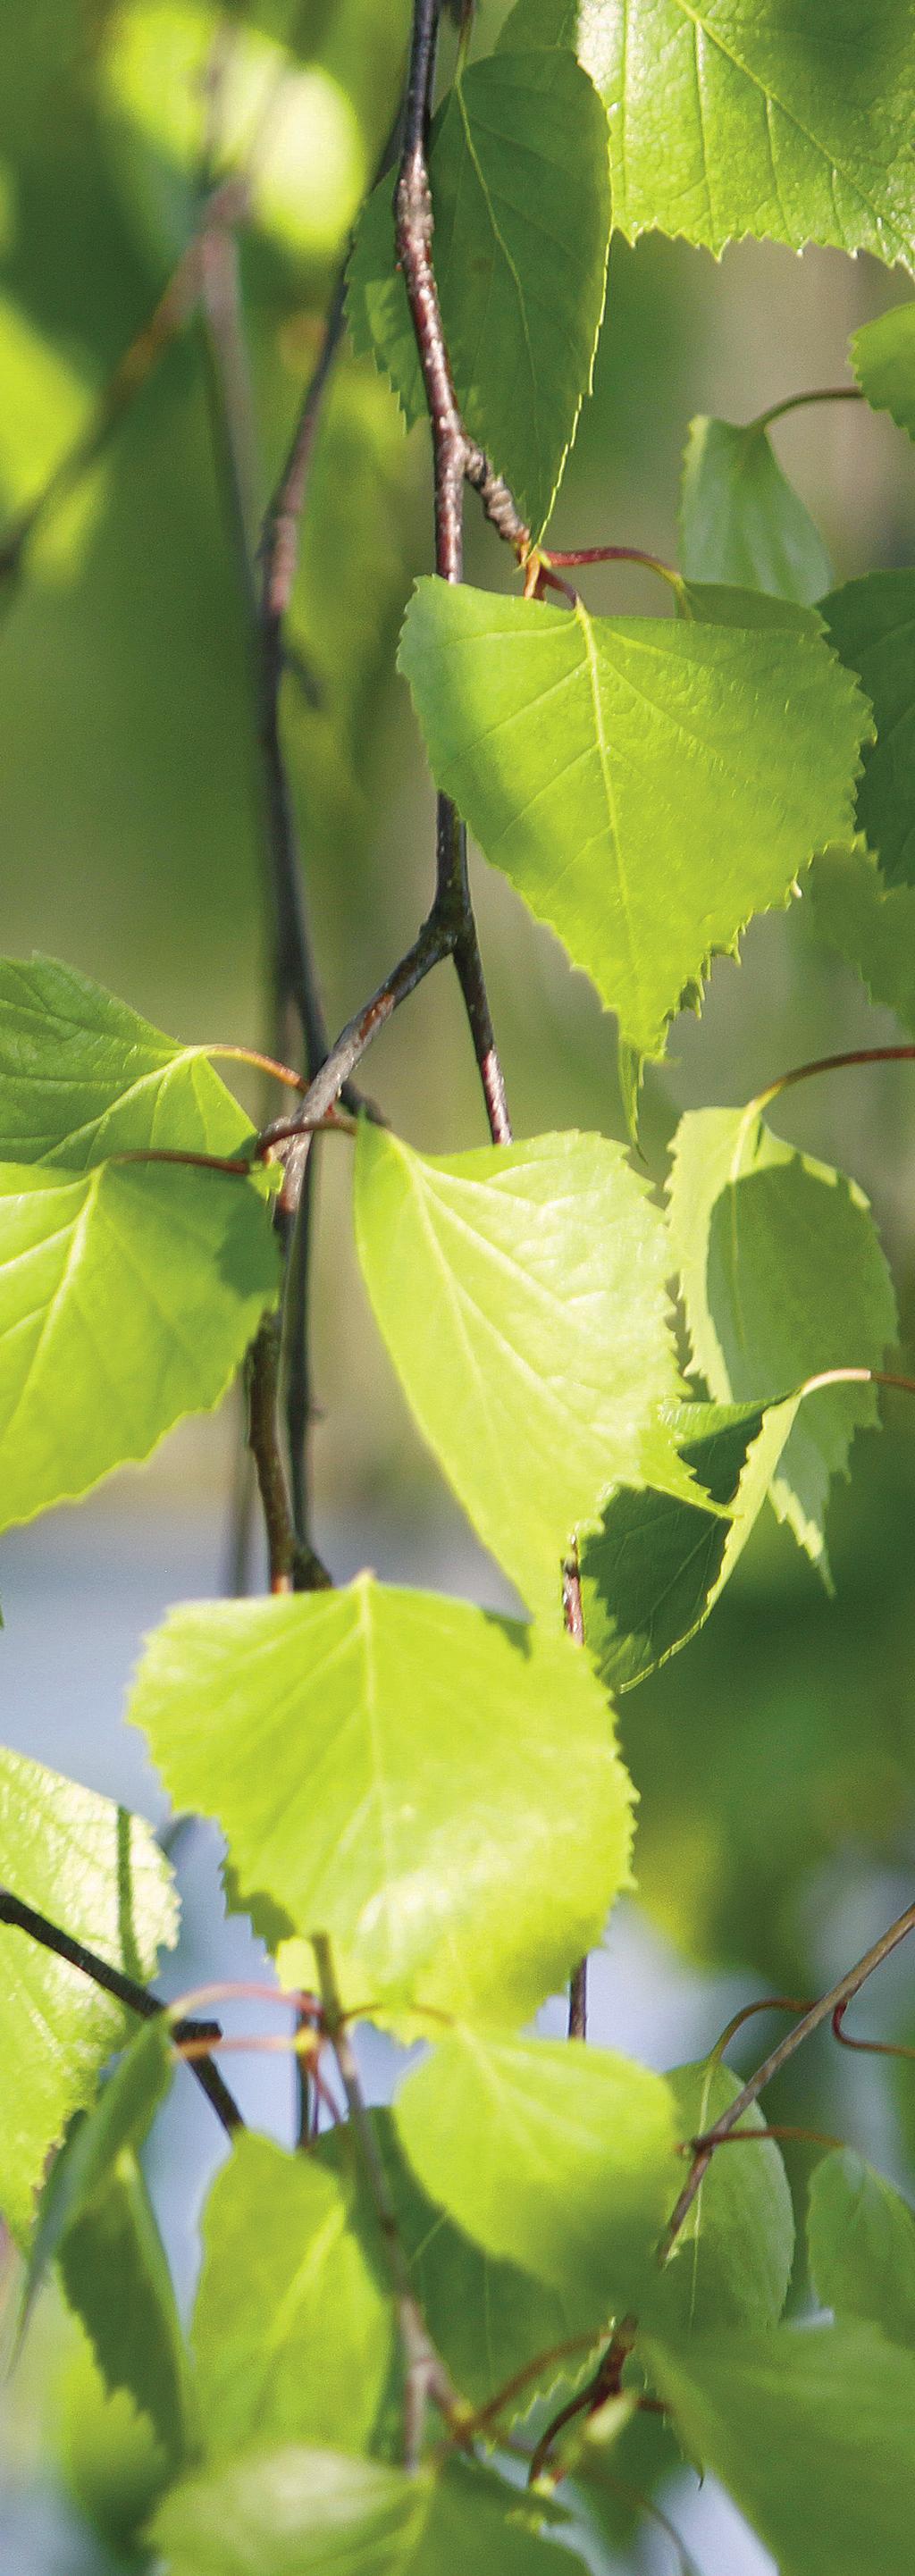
[314,1934,470,2470]
[264,910,453,1216]
[661,1897,915,2259]
[0,1887,242,2139]
[562,1548,589,2041]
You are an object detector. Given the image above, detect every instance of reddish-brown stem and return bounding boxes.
[833,2001,915,2064]
[528,2318,637,2486]
[546,544,681,592]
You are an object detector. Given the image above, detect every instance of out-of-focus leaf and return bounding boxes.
[680,415,832,604]
[0,954,253,1164]
[852,299,915,440]
[806,843,915,1032]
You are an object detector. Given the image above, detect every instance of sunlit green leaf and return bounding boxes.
[667,1106,897,1577]
[549,0,915,263]
[0,1749,177,2239]
[680,415,832,604]
[644,2060,793,2334]
[192,2131,393,2459]
[648,2321,915,2576]
[151,2449,584,2575]
[808,2150,915,2347]
[395,2028,678,2329]
[852,298,915,440]
[129,1575,634,2026]
[0,955,251,1165]
[348,47,610,534]
[398,578,869,1059]
[355,1121,685,1619]
[821,572,915,890]
[578,1397,799,1691]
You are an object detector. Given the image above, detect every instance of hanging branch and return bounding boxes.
[0,1887,243,2139]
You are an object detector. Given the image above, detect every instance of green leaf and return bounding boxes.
[647,2321,915,2576]
[558,0,915,264]
[128,1575,634,2026]
[0,1748,177,2239]
[151,2451,584,2576]
[808,2150,915,2347]
[821,572,915,890]
[192,2131,393,2459]
[355,1122,684,1618]
[644,2060,793,2334]
[347,50,610,536]
[0,1156,278,1533]
[29,2021,190,2461]
[322,2111,592,2424]
[578,1397,799,1691]
[852,298,915,440]
[397,578,869,1059]
[667,1105,897,1577]
[806,842,915,1033]
[0,954,252,1164]
[394,2028,678,2330]
[680,415,832,605]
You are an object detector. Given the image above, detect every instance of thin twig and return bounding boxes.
[0,1887,242,2138]
[562,1547,588,2040]
[661,1898,915,2259]
[750,383,863,435]
[313,1933,470,2470]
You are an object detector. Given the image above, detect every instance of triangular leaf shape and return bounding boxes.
[0,1748,177,2239]
[680,415,832,605]
[821,572,915,890]
[129,1577,634,2026]
[397,579,870,1059]
[347,49,610,537]
[578,1396,799,1691]
[150,2449,584,2576]
[667,1107,897,1577]
[808,2150,915,2349]
[0,1158,278,1532]
[192,2131,393,2460]
[806,843,915,1035]
[355,1122,685,1619]
[0,955,251,1165]
[644,2060,793,2336]
[647,2322,915,2576]
[394,2028,678,2330]
[852,299,915,441]
[545,0,915,264]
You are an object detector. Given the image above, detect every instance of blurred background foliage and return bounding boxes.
[3,2,915,2567]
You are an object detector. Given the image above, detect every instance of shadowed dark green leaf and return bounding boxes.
[821,572,915,890]
[807,843,915,1031]
[852,299,915,439]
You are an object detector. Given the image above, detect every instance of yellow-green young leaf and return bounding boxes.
[354,1122,684,1619]
[552,0,915,264]
[808,2151,915,2348]
[806,843,915,1035]
[395,2029,678,2331]
[667,1107,897,1579]
[347,49,610,537]
[646,2323,915,2576]
[821,572,915,890]
[192,2133,394,2460]
[150,2451,583,2576]
[680,416,832,605]
[321,2110,592,2424]
[0,1159,278,1534]
[0,955,252,1164]
[852,299,915,440]
[29,2022,190,2463]
[397,580,869,1060]
[643,2061,793,2336]
[0,1749,177,2240]
[578,1397,799,1691]
[129,1577,634,2026]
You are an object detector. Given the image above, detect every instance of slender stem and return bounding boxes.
[752,1043,915,1120]
[750,383,863,435]
[245,1314,297,1592]
[661,1898,915,2258]
[265,912,453,1215]
[562,1548,588,2040]
[313,1934,470,2469]
[0,1888,242,2138]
